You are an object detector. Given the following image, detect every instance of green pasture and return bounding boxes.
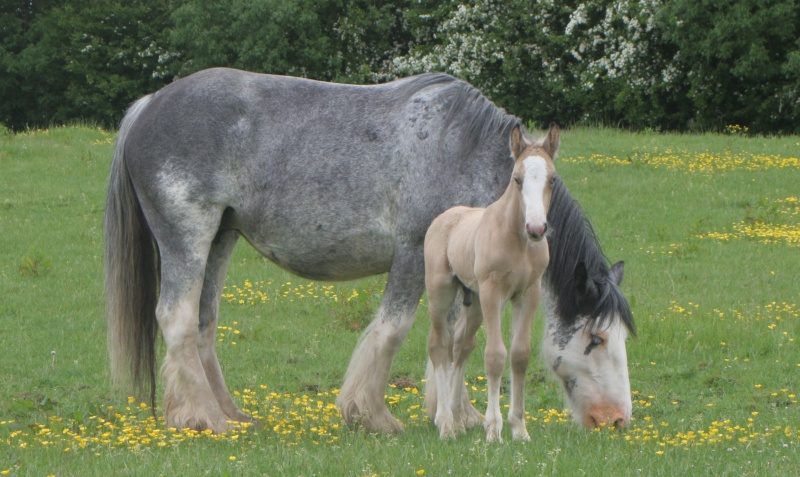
[1,126,798,475]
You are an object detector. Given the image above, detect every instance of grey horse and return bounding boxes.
[107,68,637,436]
[105,68,519,433]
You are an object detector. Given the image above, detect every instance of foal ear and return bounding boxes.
[542,122,560,159]
[610,261,625,286]
[509,125,530,160]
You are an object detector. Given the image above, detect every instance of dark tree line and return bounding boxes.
[1,0,799,133]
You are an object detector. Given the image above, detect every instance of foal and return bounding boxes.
[424,124,559,441]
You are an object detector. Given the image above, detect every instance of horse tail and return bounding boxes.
[104,95,159,408]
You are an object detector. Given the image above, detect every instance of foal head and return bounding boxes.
[509,123,559,242]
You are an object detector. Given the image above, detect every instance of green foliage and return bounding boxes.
[59,1,177,125]
[0,0,176,130]
[328,279,385,332]
[658,0,800,133]
[18,252,51,277]
[169,0,334,77]
[1,1,799,133]
[168,0,415,83]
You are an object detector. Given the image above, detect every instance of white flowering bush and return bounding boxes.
[378,1,508,94]
[2,0,797,133]
[369,0,797,133]
[373,0,681,129]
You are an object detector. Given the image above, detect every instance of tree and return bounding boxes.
[169,0,340,79]
[2,0,176,130]
[2,0,798,133]
[169,0,416,83]
[659,0,800,132]
[0,0,61,129]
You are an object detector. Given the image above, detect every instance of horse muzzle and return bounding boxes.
[526,222,548,241]
[582,402,631,430]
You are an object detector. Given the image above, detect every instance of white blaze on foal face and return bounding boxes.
[519,155,553,241]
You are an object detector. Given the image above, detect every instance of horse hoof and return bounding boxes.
[512,429,531,441]
[484,420,503,443]
[168,414,230,434]
[486,431,503,443]
[340,404,404,434]
[461,406,484,429]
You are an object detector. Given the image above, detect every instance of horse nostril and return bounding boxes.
[526,223,546,240]
[614,416,629,429]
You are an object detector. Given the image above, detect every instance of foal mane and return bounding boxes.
[545,178,636,334]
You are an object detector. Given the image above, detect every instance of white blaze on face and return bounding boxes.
[542,313,633,429]
[521,155,549,235]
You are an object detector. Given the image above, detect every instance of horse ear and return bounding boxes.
[509,125,525,159]
[610,261,624,286]
[542,122,560,159]
[574,261,598,311]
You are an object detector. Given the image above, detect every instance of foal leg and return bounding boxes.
[508,285,540,441]
[337,247,425,433]
[424,298,460,421]
[451,300,484,431]
[480,288,506,442]
[197,229,254,424]
[425,277,458,439]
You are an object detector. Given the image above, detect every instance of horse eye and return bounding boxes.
[584,333,605,355]
[514,176,522,186]
[550,176,557,186]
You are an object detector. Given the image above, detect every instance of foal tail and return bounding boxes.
[104,95,159,408]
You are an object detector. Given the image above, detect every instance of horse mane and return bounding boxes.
[396,73,521,158]
[545,178,636,334]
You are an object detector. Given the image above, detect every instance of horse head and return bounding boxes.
[508,123,560,242]
[542,260,634,429]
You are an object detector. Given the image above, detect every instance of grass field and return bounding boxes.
[1,125,799,476]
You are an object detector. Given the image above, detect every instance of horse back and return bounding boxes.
[122,68,515,281]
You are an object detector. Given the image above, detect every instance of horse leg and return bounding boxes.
[451,299,484,431]
[158,243,230,433]
[508,285,539,441]
[196,229,254,424]
[480,288,506,442]
[425,276,458,439]
[337,247,424,433]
